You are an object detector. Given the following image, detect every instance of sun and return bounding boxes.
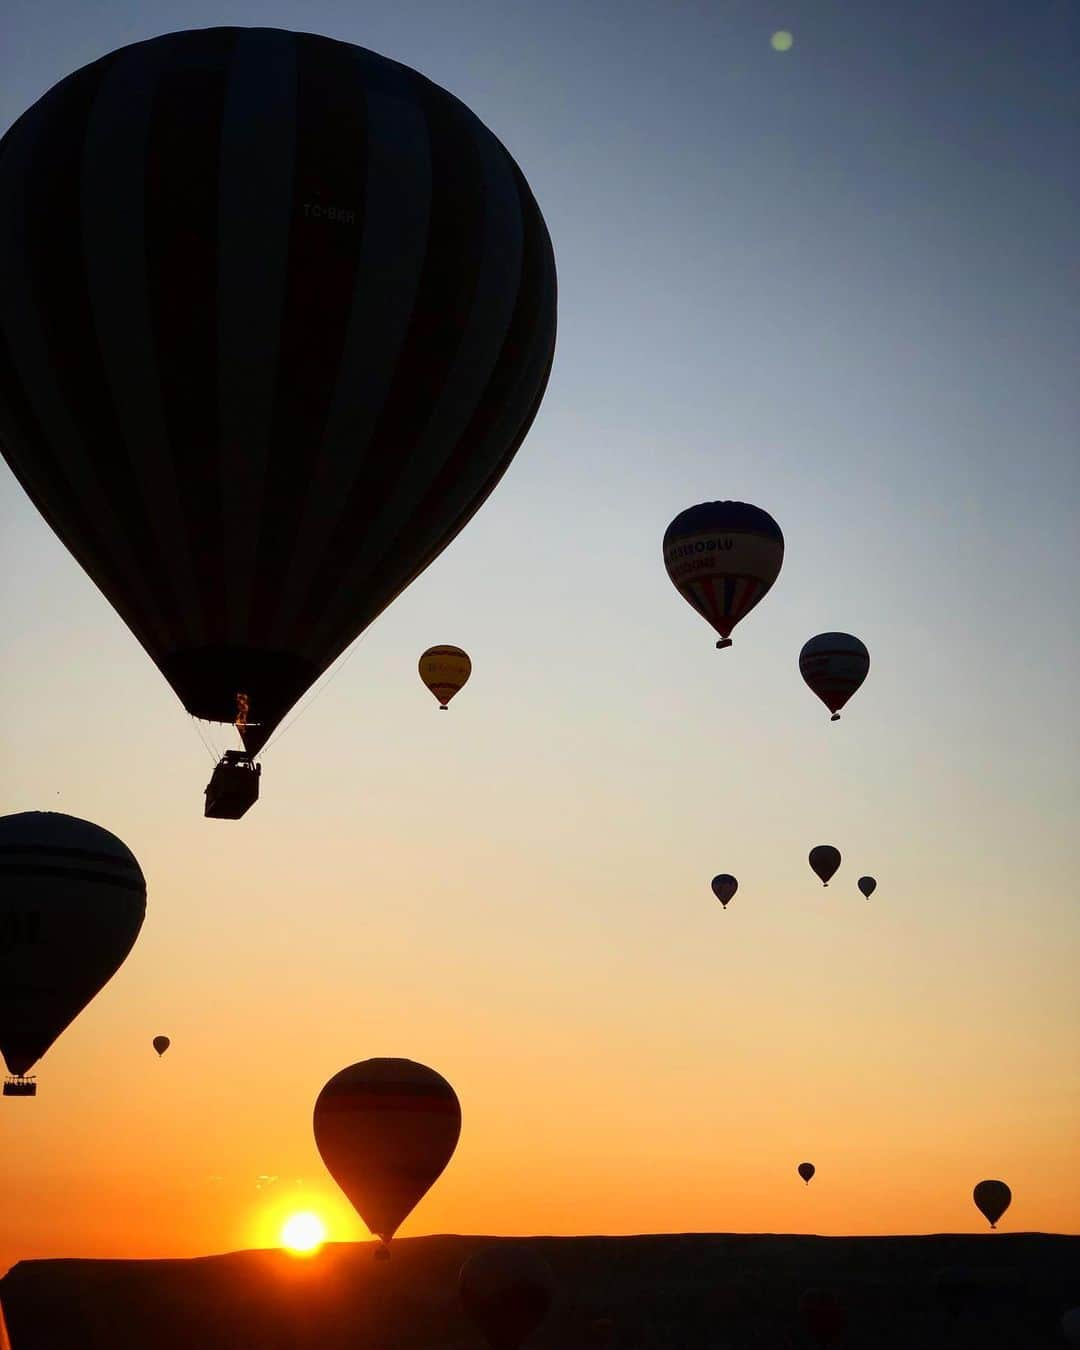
[280,1211,327,1256]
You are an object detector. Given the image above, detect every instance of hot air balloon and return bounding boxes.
[419,646,472,710]
[857,876,876,899]
[0,813,146,1095]
[152,1035,170,1057]
[313,1058,460,1256]
[798,1289,847,1347]
[808,845,840,886]
[973,1179,1011,1229]
[798,1162,815,1184]
[1062,1308,1080,1348]
[0,30,557,814]
[799,633,870,721]
[663,502,784,648]
[711,874,738,909]
[459,1244,555,1350]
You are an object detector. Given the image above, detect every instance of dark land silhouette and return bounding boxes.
[2,1233,1077,1348]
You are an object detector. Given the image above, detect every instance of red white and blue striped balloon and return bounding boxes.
[0,30,556,756]
[663,502,784,648]
[799,632,870,720]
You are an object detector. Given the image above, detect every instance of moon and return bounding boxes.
[771,31,794,52]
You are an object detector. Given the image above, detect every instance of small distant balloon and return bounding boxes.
[809,845,841,886]
[771,31,794,52]
[857,876,877,899]
[1062,1308,1080,1348]
[973,1179,1011,1229]
[459,1244,555,1350]
[711,874,738,909]
[152,1035,170,1057]
[799,633,870,720]
[798,1289,847,1347]
[798,1162,815,1184]
[419,646,472,710]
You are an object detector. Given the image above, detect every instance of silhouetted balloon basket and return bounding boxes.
[374,1243,391,1261]
[3,1075,36,1097]
[204,751,261,820]
[715,637,733,649]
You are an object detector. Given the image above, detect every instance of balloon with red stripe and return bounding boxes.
[663,501,784,648]
[799,632,870,720]
[419,645,472,709]
[313,1057,461,1255]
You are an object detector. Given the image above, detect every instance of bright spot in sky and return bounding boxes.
[280,1211,326,1256]
[771,30,794,52]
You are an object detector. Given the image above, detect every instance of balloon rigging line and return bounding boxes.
[260,638,366,757]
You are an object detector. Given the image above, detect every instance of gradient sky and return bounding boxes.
[1,0,1077,1270]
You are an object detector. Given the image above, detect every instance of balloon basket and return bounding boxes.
[830,712,840,721]
[3,1076,36,1097]
[374,1244,391,1261]
[204,751,262,820]
[715,638,733,649]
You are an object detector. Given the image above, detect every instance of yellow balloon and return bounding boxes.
[771,30,794,51]
[419,646,472,709]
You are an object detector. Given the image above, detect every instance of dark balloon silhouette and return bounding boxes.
[798,1288,847,1346]
[663,502,784,648]
[711,874,738,909]
[0,813,146,1095]
[313,1058,461,1256]
[152,1035,170,1057]
[973,1179,1011,1229]
[798,1162,816,1184]
[0,28,556,788]
[809,845,841,886]
[419,646,472,710]
[799,633,870,720]
[857,876,876,898]
[459,1244,555,1350]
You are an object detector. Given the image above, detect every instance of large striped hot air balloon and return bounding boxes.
[0,813,146,1094]
[313,1058,461,1256]
[799,633,870,720]
[419,646,472,709]
[663,502,784,648]
[0,28,556,792]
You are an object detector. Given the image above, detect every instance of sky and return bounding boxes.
[1,0,1078,1271]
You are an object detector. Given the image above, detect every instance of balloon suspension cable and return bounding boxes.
[259,639,366,757]
[716,637,733,649]
[191,717,221,763]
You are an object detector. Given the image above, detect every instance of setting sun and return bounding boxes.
[280,1212,327,1256]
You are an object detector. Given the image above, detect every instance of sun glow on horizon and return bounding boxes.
[280,1211,327,1256]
